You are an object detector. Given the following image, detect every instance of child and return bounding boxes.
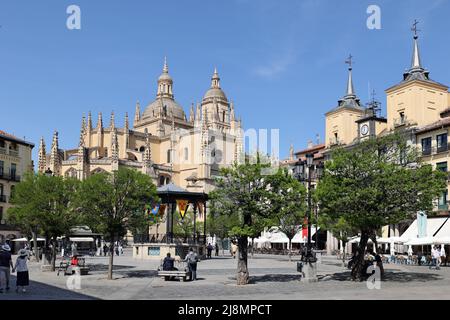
[13,249,29,293]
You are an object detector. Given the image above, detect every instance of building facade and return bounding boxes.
[287,24,450,254]
[0,130,34,242]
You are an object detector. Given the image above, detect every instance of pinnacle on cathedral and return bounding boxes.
[50,130,60,175]
[38,136,46,173]
[110,111,115,129]
[124,112,129,130]
[134,101,141,124]
[97,112,103,129]
[87,111,92,130]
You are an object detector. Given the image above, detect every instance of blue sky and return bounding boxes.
[1,0,450,166]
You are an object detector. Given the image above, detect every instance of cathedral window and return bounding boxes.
[167,149,171,163]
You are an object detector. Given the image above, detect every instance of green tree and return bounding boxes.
[9,173,80,270]
[316,133,446,280]
[266,168,307,261]
[208,208,240,255]
[209,156,275,285]
[173,210,194,242]
[74,168,158,280]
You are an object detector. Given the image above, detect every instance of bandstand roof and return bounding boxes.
[157,183,208,203]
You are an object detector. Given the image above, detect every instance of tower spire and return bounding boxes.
[410,19,422,70]
[344,54,355,97]
[50,130,60,175]
[134,101,141,124]
[110,111,115,129]
[163,56,168,73]
[124,112,129,130]
[87,111,92,130]
[97,112,103,129]
[211,67,220,88]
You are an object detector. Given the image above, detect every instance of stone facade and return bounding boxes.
[38,59,244,195]
[0,130,34,242]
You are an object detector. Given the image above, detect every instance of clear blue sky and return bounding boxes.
[1,0,450,166]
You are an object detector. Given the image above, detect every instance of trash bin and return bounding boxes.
[297,261,303,272]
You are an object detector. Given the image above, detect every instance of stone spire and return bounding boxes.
[157,57,174,99]
[124,112,129,130]
[38,137,46,173]
[50,131,60,175]
[195,102,201,127]
[189,103,195,123]
[97,112,103,130]
[79,116,86,148]
[111,129,119,162]
[110,111,115,129]
[230,101,235,122]
[87,111,92,130]
[211,67,220,88]
[81,113,86,133]
[134,101,141,124]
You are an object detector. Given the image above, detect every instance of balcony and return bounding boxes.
[329,138,342,147]
[394,116,409,128]
[0,171,21,182]
[0,195,6,203]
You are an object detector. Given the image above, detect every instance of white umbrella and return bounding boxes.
[433,236,450,245]
[378,236,404,244]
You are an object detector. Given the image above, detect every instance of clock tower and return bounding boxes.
[356,91,387,141]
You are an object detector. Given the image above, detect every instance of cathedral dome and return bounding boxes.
[203,87,227,101]
[202,68,228,103]
[142,98,186,121]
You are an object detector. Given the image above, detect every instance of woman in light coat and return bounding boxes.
[13,249,29,293]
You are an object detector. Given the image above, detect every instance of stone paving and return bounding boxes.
[2,248,450,300]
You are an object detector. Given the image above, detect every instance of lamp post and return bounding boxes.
[292,154,324,282]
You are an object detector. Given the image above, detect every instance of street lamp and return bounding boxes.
[292,154,326,283]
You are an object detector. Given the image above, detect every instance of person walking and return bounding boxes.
[119,244,123,256]
[430,246,439,270]
[231,242,238,259]
[440,245,447,266]
[115,246,120,256]
[13,249,29,293]
[207,243,213,259]
[103,244,108,256]
[215,243,219,257]
[184,248,199,281]
[0,244,13,292]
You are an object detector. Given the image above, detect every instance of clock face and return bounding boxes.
[361,124,369,136]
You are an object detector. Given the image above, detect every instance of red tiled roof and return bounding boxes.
[0,130,21,140]
[294,143,326,156]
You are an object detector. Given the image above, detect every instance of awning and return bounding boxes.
[400,217,448,242]
[377,236,404,244]
[434,236,450,245]
[434,217,450,238]
[69,237,94,242]
[404,236,435,246]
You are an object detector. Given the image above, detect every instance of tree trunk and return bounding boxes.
[108,234,115,280]
[31,230,40,263]
[42,235,52,266]
[351,231,369,281]
[222,239,225,256]
[288,238,292,262]
[236,236,249,285]
[251,238,254,258]
[51,237,57,272]
[342,242,346,267]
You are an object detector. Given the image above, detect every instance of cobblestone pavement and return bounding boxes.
[2,249,450,300]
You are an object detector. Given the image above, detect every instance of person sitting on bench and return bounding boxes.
[162,253,178,271]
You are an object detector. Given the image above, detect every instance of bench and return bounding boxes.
[157,260,191,281]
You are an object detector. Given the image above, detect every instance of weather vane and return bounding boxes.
[345,54,353,69]
[411,19,420,38]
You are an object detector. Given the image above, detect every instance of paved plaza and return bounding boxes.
[2,249,450,300]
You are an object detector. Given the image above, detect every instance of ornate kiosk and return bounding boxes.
[133,183,208,260]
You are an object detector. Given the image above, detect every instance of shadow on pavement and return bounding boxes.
[86,264,134,272]
[115,270,158,278]
[2,275,98,300]
[247,274,301,283]
[320,271,443,282]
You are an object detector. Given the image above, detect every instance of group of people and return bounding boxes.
[162,247,199,281]
[206,243,219,259]
[102,243,124,256]
[429,245,446,270]
[0,244,30,293]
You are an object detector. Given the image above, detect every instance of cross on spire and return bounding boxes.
[345,54,353,69]
[411,19,420,38]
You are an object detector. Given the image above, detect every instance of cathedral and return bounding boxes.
[37,59,244,193]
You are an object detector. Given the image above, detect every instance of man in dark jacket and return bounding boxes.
[163,253,177,271]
